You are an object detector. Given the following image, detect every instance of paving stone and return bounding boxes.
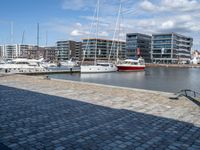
[0,75,200,149]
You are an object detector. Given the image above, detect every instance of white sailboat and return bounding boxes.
[80,0,117,73]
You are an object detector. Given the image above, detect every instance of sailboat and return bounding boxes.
[112,1,146,71]
[80,0,117,73]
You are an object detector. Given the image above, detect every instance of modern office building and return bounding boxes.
[56,40,82,61]
[151,33,193,63]
[126,33,152,62]
[82,38,126,61]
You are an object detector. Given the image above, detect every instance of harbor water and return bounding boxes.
[49,67,200,93]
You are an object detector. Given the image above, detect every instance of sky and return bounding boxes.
[0,0,200,49]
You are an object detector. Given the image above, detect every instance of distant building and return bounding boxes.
[74,42,82,61]
[19,45,36,58]
[0,44,56,61]
[44,47,56,61]
[151,33,193,64]
[24,46,56,60]
[56,40,82,61]
[126,33,151,63]
[0,45,5,58]
[82,38,126,61]
[0,44,28,59]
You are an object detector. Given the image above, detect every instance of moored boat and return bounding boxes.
[60,59,79,68]
[117,57,145,71]
[81,62,117,73]
[0,58,48,74]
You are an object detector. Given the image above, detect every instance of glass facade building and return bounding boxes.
[126,33,151,63]
[82,38,126,61]
[151,33,193,63]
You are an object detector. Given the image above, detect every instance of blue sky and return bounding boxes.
[0,0,200,49]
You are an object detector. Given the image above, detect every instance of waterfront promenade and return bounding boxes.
[0,75,200,150]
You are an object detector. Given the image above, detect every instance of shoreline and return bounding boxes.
[146,63,200,68]
[48,76,173,96]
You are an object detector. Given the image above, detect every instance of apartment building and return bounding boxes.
[56,40,82,61]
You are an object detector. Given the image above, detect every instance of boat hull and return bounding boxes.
[81,65,117,73]
[117,65,145,71]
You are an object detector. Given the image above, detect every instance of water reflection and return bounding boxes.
[49,67,200,93]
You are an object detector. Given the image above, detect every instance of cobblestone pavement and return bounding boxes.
[0,75,200,150]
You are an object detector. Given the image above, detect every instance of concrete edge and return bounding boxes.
[51,78,173,96]
[3,74,173,96]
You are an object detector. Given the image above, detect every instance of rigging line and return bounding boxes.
[109,0,122,61]
[94,0,100,65]
[81,0,98,65]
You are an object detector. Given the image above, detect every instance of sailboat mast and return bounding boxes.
[10,21,14,44]
[45,31,48,47]
[37,23,39,52]
[109,1,122,62]
[94,0,100,65]
[21,31,25,44]
[81,0,98,65]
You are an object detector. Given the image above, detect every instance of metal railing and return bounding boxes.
[178,89,200,98]
[170,89,200,106]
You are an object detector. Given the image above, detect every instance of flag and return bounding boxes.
[98,49,101,55]
[137,48,140,56]
[161,48,165,54]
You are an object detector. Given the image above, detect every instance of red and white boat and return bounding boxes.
[117,57,145,71]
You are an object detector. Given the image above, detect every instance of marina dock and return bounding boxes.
[21,69,80,75]
[0,75,200,149]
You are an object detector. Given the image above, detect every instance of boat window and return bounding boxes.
[97,64,109,66]
[29,64,37,66]
[131,62,138,65]
[16,62,29,64]
[139,60,144,65]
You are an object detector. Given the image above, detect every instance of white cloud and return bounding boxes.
[161,20,174,29]
[75,22,82,27]
[45,0,200,49]
[161,0,199,11]
[140,0,157,11]
[62,0,95,11]
[71,30,82,36]
[99,31,109,37]
[139,0,200,13]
